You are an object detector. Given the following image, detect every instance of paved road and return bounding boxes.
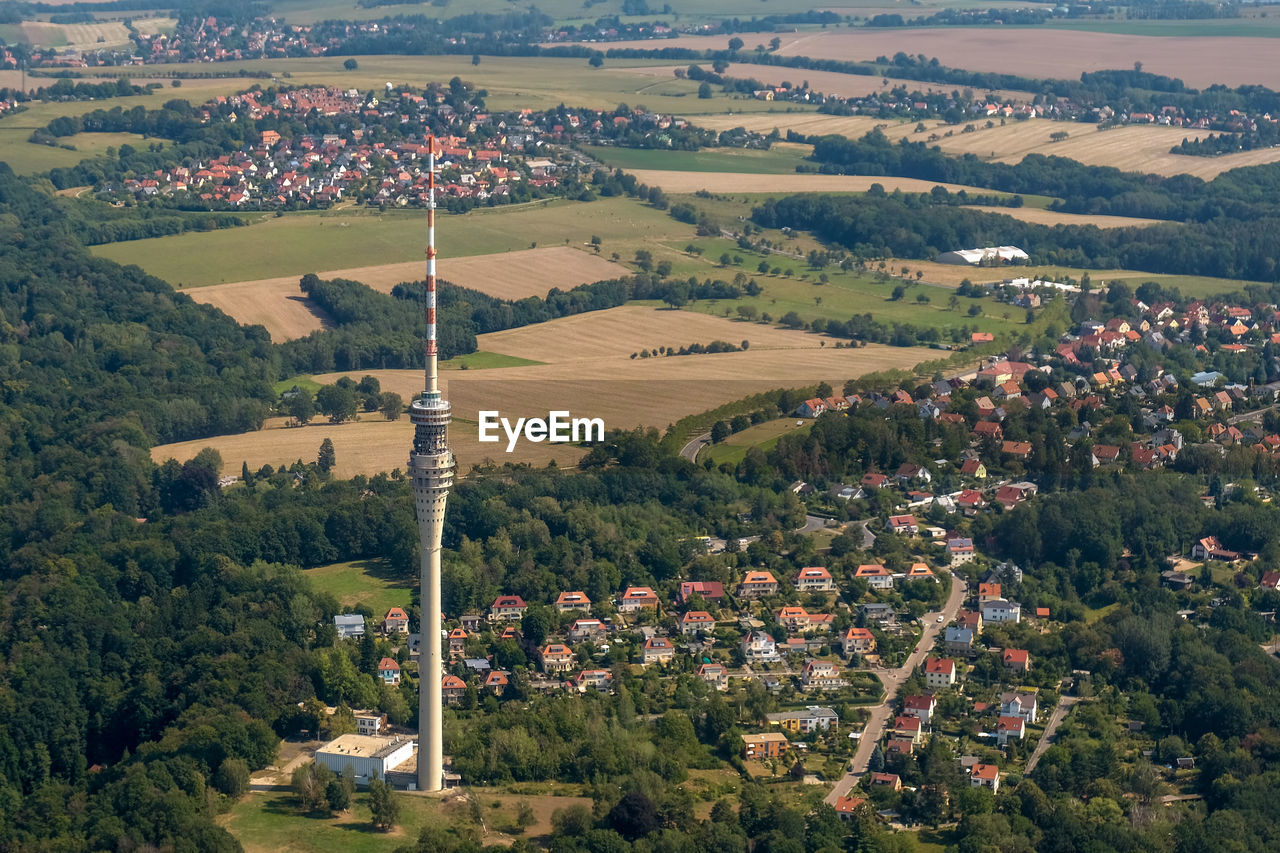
[797,514,837,534]
[1024,695,1080,773]
[825,576,968,804]
[680,432,711,462]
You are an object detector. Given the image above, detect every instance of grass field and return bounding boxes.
[302,559,413,615]
[584,143,813,174]
[704,418,814,466]
[593,29,1280,89]
[221,788,592,853]
[152,307,933,476]
[109,55,807,114]
[94,198,695,287]
[0,79,264,175]
[183,247,631,341]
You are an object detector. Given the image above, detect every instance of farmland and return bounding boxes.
[151,306,933,476]
[704,418,815,466]
[182,247,631,341]
[687,113,1263,179]
[97,55,805,115]
[583,143,814,174]
[613,63,1032,102]
[585,29,1280,89]
[93,198,694,287]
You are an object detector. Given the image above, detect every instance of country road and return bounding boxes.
[680,432,711,462]
[825,576,968,805]
[1025,695,1081,773]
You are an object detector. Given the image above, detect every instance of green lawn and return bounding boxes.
[221,790,439,853]
[584,144,813,174]
[705,418,813,466]
[101,55,798,114]
[92,196,695,287]
[442,351,544,370]
[302,559,414,617]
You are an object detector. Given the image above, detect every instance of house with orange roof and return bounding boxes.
[555,591,591,613]
[642,636,675,665]
[442,674,467,705]
[484,670,509,695]
[834,795,866,820]
[698,662,729,691]
[447,627,468,656]
[1002,648,1031,673]
[539,643,576,674]
[843,627,876,657]
[794,566,835,592]
[737,571,779,598]
[971,763,999,792]
[618,586,660,612]
[679,610,716,636]
[383,606,409,634]
[855,564,895,590]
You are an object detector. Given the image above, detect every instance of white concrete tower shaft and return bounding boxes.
[409,135,455,792]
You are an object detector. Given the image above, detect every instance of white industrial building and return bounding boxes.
[935,246,1030,266]
[314,734,415,785]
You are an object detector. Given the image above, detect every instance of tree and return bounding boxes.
[472,53,481,66]
[379,392,403,420]
[212,758,249,798]
[711,421,731,443]
[316,384,358,423]
[343,58,358,71]
[698,82,712,99]
[368,777,400,831]
[325,777,351,812]
[770,36,782,50]
[589,54,604,68]
[318,438,336,473]
[517,800,536,832]
[292,762,334,813]
[728,37,744,51]
[286,388,315,425]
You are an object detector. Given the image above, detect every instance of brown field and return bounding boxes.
[584,30,1280,90]
[615,63,1030,102]
[690,112,1278,179]
[152,306,931,475]
[182,247,631,341]
[181,278,334,341]
[967,206,1160,228]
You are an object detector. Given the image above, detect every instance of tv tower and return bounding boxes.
[410,135,455,793]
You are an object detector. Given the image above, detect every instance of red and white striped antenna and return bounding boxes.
[425,134,439,398]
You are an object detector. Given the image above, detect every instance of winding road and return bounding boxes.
[825,576,968,805]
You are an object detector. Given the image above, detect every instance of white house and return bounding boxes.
[981,599,1021,624]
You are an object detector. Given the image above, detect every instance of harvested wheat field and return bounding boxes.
[182,279,334,341]
[615,63,1030,102]
[967,206,1161,228]
[20,20,133,50]
[474,304,837,363]
[182,247,630,341]
[152,308,931,476]
[593,30,1280,90]
[690,112,1274,179]
[150,415,589,479]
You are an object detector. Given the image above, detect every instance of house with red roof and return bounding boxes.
[1002,648,1031,673]
[377,657,401,685]
[383,606,409,634]
[924,657,957,689]
[490,595,527,621]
